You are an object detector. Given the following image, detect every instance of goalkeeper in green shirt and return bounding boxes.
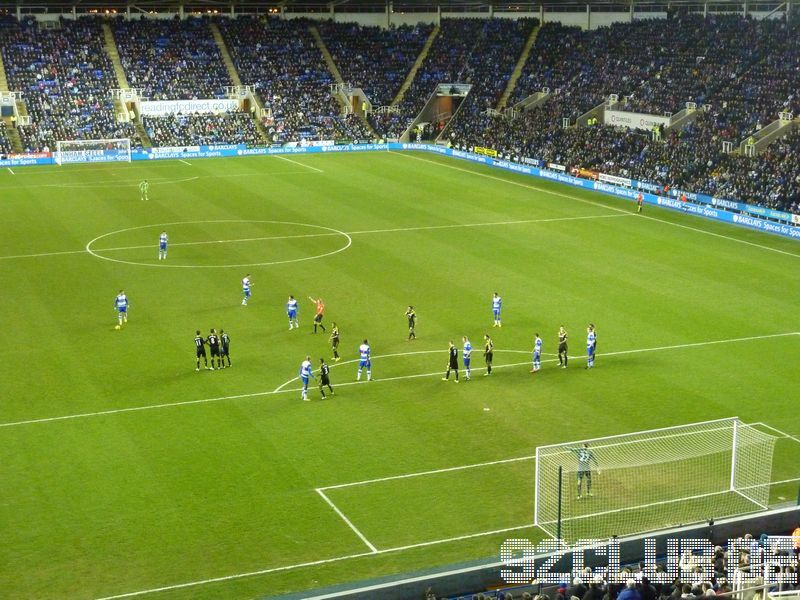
[139,180,149,201]
[573,443,599,499]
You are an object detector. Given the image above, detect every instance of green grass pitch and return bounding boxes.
[1,150,799,599]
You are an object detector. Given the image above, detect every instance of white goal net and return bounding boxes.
[534,418,776,542]
[55,138,131,165]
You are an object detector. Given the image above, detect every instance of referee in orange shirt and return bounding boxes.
[309,296,326,333]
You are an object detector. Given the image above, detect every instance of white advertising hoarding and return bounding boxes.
[604,109,670,131]
[140,99,239,116]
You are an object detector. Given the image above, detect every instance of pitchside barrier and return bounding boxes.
[2,142,799,240]
[274,505,800,600]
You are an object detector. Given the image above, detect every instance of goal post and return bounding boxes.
[534,418,776,542]
[55,138,132,165]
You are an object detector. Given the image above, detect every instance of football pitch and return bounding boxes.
[1,150,799,599]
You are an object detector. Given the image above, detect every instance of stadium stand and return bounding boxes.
[0,16,139,152]
[143,111,262,147]
[111,16,232,100]
[317,21,433,108]
[0,12,797,214]
[218,17,369,143]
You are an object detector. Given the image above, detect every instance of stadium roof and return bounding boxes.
[0,0,780,14]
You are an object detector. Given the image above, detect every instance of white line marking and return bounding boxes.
[753,422,800,445]
[7,167,14,175]
[0,213,628,262]
[178,159,192,166]
[319,454,536,491]
[273,154,324,172]
[390,151,800,259]
[2,332,797,429]
[315,489,379,553]
[94,231,343,253]
[94,520,537,600]
[84,220,352,269]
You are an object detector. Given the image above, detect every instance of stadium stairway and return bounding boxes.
[391,25,439,107]
[0,51,8,91]
[102,23,130,89]
[4,119,23,153]
[209,23,242,87]
[310,26,376,137]
[310,26,345,85]
[496,23,541,110]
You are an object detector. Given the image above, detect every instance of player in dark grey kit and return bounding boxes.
[318,358,334,398]
[557,326,568,368]
[206,328,221,370]
[219,329,231,368]
[442,340,459,382]
[194,330,208,371]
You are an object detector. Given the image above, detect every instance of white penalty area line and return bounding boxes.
[2,331,798,430]
[315,489,378,553]
[389,151,800,259]
[178,159,192,166]
[7,167,14,175]
[0,213,628,262]
[274,153,324,173]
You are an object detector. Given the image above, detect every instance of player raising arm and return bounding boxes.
[308,296,326,333]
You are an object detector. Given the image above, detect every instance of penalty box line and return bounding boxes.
[2,331,799,429]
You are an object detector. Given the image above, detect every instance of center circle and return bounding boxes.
[85,220,352,268]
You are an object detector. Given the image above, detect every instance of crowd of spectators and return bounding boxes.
[0,16,138,152]
[318,21,433,107]
[219,16,369,143]
[143,111,262,147]
[112,16,232,100]
[0,121,13,153]
[711,128,800,214]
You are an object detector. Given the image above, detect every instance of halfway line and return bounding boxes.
[0,213,628,261]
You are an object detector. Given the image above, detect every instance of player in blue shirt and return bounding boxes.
[357,339,372,381]
[241,274,251,306]
[586,324,596,369]
[299,356,315,401]
[287,295,299,330]
[462,336,472,380]
[531,333,543,373]
[492,292,502,327]
[158,231,168,261]
[114,290,129,328]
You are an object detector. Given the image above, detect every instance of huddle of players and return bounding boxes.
[194,329,231,371]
